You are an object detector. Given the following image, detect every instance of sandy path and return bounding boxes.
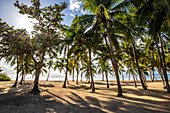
[0,80,170,113]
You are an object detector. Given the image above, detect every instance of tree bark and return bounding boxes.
[19,64,25,84]
[130,63,137,87]
[89,49,95,92]
[122,72,124,81]
[102,72,104,81]
[32,68,40,93]
[63,45,69,88]
[76,67,79,84]
[105,71,109,88]
[46,68,50,81]
[158,35,170,92]
[131,41,147,90]
[12,55,19,87]
[72,67,74,81]
[32,47,46,93]
[104,24,123,96]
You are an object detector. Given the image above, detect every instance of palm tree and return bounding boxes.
[81,0,133,96]
[95,44,111,88]
[46,60,53,81]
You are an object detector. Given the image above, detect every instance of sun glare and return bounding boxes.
[16,15,38,34]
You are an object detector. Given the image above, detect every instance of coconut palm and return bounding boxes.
[81,0,133,96]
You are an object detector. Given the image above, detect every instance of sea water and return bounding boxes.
[0,59,170,81]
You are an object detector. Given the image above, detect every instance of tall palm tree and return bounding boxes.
[81,0,133,96]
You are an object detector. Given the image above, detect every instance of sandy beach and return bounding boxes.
[0,80,170,113]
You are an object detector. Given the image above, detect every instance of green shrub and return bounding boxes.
[0,73,11,81]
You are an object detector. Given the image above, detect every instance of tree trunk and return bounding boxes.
[46,68,50,81]
[67,77,69,84]
[131,41,147,90]
[81,74,83,81]
[32,68,41,93]
[152,52,165,83]
[149,70,153,81]
[76,67,79,84]
[12,55,19,87]
[158,35,170,92]
[72,67,74,81]
[104,25,123,96]
[19,65,24,84]
[156,68,165,84]
[63,45,69,88]
[130,63,137,87]
[89,49,95,92]
[102,72,104,81]
[122,72,124,81]
[152,67,155,82]
[105,71,109,88]
[63,65,68,88]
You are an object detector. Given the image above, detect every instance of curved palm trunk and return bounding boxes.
[12,55,19,87]
[131,42,147,90]
[122,72,124,81]
[46,68,50,81]
[81,74,83,81]
[105,71,109,88]
[19,64,25,84]
[149,70,153,81]
[132,72,137,87]
[102,72,104,81]
[67,77,69,84]
[63,45,69,88]
[32,68,41,93]
[158,35,170,92]
[104,25,123,96]
[130,63,137,87]
[152,67,155,82]
[89,49,95,92]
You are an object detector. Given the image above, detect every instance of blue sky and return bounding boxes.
[0,0,87,33]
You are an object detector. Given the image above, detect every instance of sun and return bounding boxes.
[16,15,38,34]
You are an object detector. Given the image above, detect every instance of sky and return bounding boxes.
[0,0,88,34]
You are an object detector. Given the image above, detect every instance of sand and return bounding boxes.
[0,80,170,113]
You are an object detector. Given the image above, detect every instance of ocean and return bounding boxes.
[0,59,170,81]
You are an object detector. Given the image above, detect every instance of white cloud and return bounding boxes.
[69,0,82,11]
[69,13,75,17]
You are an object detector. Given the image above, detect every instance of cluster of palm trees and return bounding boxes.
[0,0,169,96]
